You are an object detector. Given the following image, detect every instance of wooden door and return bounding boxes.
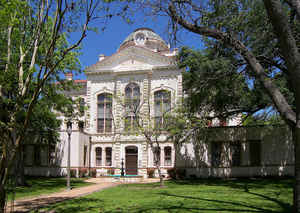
[125,146,138,175]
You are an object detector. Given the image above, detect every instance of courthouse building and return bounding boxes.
[24,28,294,178]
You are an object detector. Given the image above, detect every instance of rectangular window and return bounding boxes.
[164,147,172,166]
[211,142,222,167]
[105,147,112,166]
[34,145,41,166]
[230,142,241,167]
[96,147,102,166]
[250,141,261,166]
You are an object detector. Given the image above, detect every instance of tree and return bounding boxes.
[0,0,127,211]
[136,0,300,211]
[115,87,178,187]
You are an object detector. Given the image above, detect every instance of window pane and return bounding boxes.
[230,143,241,166]
[211,142,222,167]
[98,95,105,103]
[98,104,104,118]
[96,147,102,166]
[250,141,261,166]
[155,101,162,116]
[105,119,112,132]
[98,119,104,132]
[106,147,112,166]
[133,87,140,97]
[155,117,162,128]
[164,147,172,166]
[104,94,112,102]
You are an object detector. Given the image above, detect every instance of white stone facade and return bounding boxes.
[24,28,294,178]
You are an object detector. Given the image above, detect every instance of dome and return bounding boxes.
[118,28,169,52]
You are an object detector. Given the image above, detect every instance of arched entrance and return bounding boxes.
[125,146,138,175]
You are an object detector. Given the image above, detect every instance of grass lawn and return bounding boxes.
[40,177,293,213]
[7,176,93,200]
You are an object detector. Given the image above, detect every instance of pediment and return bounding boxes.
[86,46,175,73]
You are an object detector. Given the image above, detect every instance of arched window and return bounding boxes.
[164,146,172,166]
[154,90,171,128]
[95,147,102,166]
[125,83,140,131]
[97,93,113,133]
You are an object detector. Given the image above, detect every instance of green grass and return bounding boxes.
[7,176,92,200]
[40,177,293,213]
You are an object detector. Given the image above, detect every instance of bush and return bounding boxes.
[167,168,176,179]
[147,168,155,178]
[107,168,115,175]
[70,169,77,178]
[90,168,97,177]
[167,168,186,180]
[79,168,88,178]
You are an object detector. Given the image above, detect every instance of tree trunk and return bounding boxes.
[0,184,6,213]
[15,147,26,186]
[149,143,164,187]
[293,118,300,213]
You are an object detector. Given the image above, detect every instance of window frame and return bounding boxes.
[124,83,140,131]
[154,90,171,129]
[95,147,102,166]
[97,93,113,133]
[164,146,172,166]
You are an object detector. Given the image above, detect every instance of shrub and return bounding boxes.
[79,168,88,178]
[90,168,97,177]
[70,169,77,178]
[107,168,115,175]
[147,168,155,178]
[167,168,186,179]
[167,168,176,179]
[176,168,186,179]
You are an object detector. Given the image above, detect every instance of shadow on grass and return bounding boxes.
[168,177,293,191]
[38,198,103,213]
[155,191,292,213]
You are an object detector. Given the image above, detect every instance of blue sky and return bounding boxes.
[71,9,203,80]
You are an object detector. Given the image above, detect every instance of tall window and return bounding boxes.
[105,147,112,166]
[230,142,241,166]
[250,141,261,166]
[154,90,171,128]
[125,83,140,131]
[95,147,102,166]
[164,146,172,166]
[97,93,112,133]
[211,142,223,167]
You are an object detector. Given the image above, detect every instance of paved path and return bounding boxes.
[6,179,121,213]
[6,178,161,213]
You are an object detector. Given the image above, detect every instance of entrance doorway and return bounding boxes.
[125,146,138,175]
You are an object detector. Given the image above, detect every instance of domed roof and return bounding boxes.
[118,28,169,52]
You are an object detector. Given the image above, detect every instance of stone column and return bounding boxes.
[86,81,92,132]
[114,141,121,174]
[102,148,106,167]
[114,79,122,133]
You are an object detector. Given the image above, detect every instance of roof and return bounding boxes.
[118,28,169,52]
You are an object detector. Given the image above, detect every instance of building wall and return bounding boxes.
[176,126,294,178]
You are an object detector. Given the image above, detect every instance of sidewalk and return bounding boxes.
[6,180,120,213]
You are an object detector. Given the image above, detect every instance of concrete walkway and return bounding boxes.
[6,179,121,213]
